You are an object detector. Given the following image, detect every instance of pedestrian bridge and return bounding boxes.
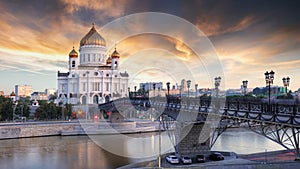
[99,96,300,158]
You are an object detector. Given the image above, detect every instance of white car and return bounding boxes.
[181,156,192,164]
[166,155,179,164]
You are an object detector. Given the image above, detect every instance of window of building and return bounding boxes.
[72,60,75,67]
[82,83,86,91]
[88,54,90,62]
[105,82,109,91]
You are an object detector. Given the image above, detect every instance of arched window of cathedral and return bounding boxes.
[72,60,75,67]
[82,95,87,104]
[94,72,98,76]
[106,74,109,77]
[93,95,99,104]
[88,54,90,62]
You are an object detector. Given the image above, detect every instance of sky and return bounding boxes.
[0,0,300,94]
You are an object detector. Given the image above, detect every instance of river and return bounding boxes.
[0,128,285,169]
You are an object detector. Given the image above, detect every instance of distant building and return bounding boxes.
[45,88,56,96]
[0,91,4,96]
[226,89,243,96]
[139,82,163,91]
[253,86,286,96]
[31,92,48,100]
[15,85,33,98]
[181,79,187,92]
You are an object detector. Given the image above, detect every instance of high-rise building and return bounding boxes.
[56,24,129,105]
[15,85,33,98]
[181,79,187,92]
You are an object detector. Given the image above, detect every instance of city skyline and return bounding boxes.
[0,0,300,94]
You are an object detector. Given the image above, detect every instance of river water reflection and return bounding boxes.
[0,128,285,169]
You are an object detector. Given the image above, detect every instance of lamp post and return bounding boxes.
[166,82,170,96]
[195,84,198,97]
[214,77,221,97]
[158,116,162,168]
[134,86,137,97]
[264,70,275,109]
[187,80,191,97]
[282,77,290,94]
[153,83,156,97]
[86,71,90,121]
[242,80,248,95]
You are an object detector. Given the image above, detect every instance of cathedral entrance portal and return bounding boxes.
[105,95,110,103]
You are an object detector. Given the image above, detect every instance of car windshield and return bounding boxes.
[171,157,177,159]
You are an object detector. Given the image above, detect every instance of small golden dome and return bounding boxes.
[106,56,112,64]
[10,91,16,96]
[69,47,78,58]
[80,24,106,47]
[111,48,120,59]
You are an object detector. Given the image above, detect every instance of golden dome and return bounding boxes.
[111,48,120,59]
[69,47,78,58]
[106,56,112,64]
[80,24,106,47]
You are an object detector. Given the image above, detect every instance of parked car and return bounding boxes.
[180,156,192,164]
[194,154,206,163]
[209,152,225,161]
[166,155,179,164]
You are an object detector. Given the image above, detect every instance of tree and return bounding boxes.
[35,102,59,120]
[0,97,13,121]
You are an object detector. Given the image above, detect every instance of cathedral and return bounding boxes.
[57,24,129,105]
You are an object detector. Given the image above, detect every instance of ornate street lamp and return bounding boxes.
[282,77,290,94]
[153,83,156,97]
[242,80,248,95]
[214,76,221,97]
[265,70,275,107]
[187,80,191,97]
[166,82,170,96]
[195,84,198,97]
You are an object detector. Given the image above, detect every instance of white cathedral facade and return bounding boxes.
[57,25,129,105]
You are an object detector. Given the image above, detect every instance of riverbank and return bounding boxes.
[118,149,300,169]
[0,120,161,139]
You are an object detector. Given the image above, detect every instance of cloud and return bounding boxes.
[196,15,255,36]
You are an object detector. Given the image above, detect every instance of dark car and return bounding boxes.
[194,154,206,163]
[209,152,225,161]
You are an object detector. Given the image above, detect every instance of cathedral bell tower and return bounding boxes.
[111,47,120,70]
[69,47,78,74]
